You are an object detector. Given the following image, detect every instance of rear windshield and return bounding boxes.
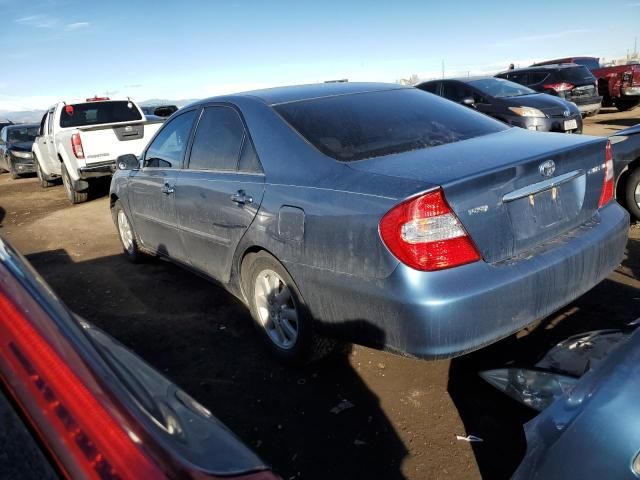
[274,88,508,162]
[7,126,38,143]
[468,78,536,98]
[558,66,596,84]
[59,101,142,128]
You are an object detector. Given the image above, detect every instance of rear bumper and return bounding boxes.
[571,96,602,114]
[295,202,629,359]
[78,160,116,179]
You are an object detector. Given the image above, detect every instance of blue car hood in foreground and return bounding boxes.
[514,327,640,479]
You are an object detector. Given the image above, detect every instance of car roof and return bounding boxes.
[498,63,583,74]
[198,82,409,107]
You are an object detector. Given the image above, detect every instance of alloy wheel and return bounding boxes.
[253,269,299,349]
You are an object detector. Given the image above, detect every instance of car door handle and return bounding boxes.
[230,190,252,205]
[161,183,175,195]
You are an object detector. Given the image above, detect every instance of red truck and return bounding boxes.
[532,57,640,112]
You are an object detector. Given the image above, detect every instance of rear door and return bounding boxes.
[175,105,265,283]
[127,109,197,261]
[36,109,59,174]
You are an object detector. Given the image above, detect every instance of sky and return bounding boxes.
[0,0,638,111]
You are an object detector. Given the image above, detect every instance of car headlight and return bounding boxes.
[480,368,578,412]
[508,106,546,118]
[10,150,33,159]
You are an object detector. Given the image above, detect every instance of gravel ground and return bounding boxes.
[0,106,639,480]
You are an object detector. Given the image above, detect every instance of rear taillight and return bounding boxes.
[543,82,574,92]
[71,133,84,159]
[598,140,614,208]
[0,291,166,480]
[379,189,481,271]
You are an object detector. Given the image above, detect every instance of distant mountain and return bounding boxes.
[0,110,45,124]
[0,98,201,124]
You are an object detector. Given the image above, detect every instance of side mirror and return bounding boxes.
[117,154,139,171]
[461,97,476,107]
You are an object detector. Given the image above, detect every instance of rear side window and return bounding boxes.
[59,101,142,128]
[144,110,196,168]
[417,82,439,94]
[188,107,245,171]
[559,66,596,84]
[529,72,549,84]
[275,88,507,162]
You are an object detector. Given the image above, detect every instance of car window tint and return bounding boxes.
[144,110,196,168]
[188,107,244,171]
[559,66,596,84]
[275,88,507,162]
[529,72,549,84]
[417,82,439,94]
[39,113,47,136]
[440,82,475,103]
[506,72,530,85]
[238,138,262,173]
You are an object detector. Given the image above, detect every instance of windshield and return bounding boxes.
[59,101,142,128]
[274,88,507,162]
[7,126,39,143]
[468,78,536,98]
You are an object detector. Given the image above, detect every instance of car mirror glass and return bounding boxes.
[117,154,140,171]
[461,97,476,107]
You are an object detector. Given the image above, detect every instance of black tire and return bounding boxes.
[8,162,19,180]
[242,251,337,364]
[35,155,56,188]
[625,168,640,221]
[616,98,640,112]
[112,200,145,263]
[61,162,88,204]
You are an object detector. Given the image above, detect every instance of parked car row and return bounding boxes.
[1,78,639,478]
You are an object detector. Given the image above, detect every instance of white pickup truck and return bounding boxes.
[32,97,163,203]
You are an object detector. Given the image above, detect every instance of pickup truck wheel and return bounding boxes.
[113,200,145,263]
[35,156,56,188]
[625,168,640,221]
[243,251,337,365]
[61,163,88,204]
[616,98,640,112]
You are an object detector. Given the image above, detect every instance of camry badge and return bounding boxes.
[539,160,556,177]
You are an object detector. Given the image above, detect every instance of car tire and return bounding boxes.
[35,155,56,188]
[8,162,19,180]
[625,168,640,221]
[243,251,337,364]
[61,163,88,204]
[616,98,640,112]
[112,200,145,263]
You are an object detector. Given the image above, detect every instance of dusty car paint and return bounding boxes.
[111,83,629,359]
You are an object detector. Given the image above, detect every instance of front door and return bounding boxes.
[128,109,197,262]
[175,105,265,283]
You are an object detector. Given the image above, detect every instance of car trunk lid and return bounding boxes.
[349,128,608,263]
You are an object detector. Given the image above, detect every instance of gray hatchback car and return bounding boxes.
[110,83,628,363]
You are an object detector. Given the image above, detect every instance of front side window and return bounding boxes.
[441,82,474,102]
[144,110,196,168]
[188,107,245,171]
[275,88,507,162]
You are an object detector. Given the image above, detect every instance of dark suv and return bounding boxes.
[496,64,602,116]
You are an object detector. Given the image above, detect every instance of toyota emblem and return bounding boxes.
[539,160,556,177]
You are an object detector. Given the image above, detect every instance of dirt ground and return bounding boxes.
[1,107,639,480]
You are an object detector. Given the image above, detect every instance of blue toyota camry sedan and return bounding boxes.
[110,82,628,363]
